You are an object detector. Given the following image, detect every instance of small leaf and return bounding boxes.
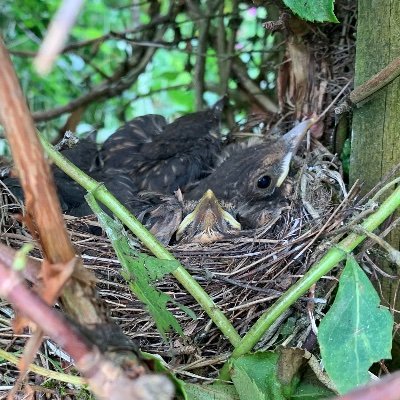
[318,256,393,394]
[291,382,335,399]
[86,193,192,339]
[184,382,239,400]
[283,0,339,23]
[231,350,304,400]
[12,243,34,271]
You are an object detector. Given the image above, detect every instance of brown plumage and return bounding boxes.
[100,98,226,194]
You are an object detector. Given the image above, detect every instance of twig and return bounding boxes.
[0,259,173,400]
[358,162,400,205]
[352,226,400,267]
[350,55,400,106]
[31,7,176,122]
[34,0,84,75]
[0,348,84,385]
[371,176,400,203]
[231,59,279,113]
[316,79,352,122]
[0,37,75,264]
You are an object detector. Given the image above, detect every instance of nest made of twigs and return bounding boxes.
[0,143,353,379]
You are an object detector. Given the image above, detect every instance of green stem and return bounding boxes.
[0,348,85,385]
[39,135,241,347]
[219,185,400,379]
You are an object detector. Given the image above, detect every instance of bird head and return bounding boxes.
[176,189,240,243]
[186,119,315,203]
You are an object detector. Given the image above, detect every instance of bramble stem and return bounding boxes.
[39,135,242,347]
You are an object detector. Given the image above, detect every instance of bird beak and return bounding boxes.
[176,189,241,243]
[276,118,315,187]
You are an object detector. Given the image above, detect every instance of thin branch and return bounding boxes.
[0,259,173,400]
[34,0,85,75]
[0,36,75,263]
[9,13,176,57]
[231,58,279,113]
[350,55,400,106]
[31,24,169,122]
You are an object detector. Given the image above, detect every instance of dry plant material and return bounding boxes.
[34,0,85,75]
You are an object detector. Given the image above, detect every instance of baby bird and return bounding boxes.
[100,98,226,194]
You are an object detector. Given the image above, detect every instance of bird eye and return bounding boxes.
[257,175,272,189]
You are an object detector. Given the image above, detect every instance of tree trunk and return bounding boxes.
[351,0,400,315]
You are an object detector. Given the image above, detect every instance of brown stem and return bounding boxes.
[0,37,75,263]
[0,260,173,400]
[350,56,400,106]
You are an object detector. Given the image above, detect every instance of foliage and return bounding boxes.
[0,0,275,144]
[318,256,393,394]
[283,0,338,23]
[86,193,196,339]
[341,138,351,176]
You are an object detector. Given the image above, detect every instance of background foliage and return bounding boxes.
[0,0,277,149]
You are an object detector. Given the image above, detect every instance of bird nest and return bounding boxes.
[0,144,351,378]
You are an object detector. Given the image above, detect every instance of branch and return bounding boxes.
[9,13,175,58]
[34,0,85,74]
[231,58,279,113]
[350,55,400,106]
[31,6,176,122]
[0,259,174,400]
[0,37,75,263]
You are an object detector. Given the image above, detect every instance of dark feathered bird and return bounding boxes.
[150,119,315,242]
[100,98,226,193]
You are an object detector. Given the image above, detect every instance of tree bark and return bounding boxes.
[351,0,400,315]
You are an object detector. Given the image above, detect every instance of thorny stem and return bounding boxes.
[219,184,400,379]
[39,134,242,348]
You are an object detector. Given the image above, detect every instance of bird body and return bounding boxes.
[101,97,226,193]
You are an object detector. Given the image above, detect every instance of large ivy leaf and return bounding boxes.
[318,256,393,394]
[283,0,339,23]
[86,193,195,339]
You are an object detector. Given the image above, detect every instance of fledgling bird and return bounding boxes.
[155,119,315,242]
[100,97,226,194]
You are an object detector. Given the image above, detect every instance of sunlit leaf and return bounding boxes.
[283,0,339,23]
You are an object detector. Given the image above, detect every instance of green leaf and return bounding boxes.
[141,352,187,399]
[85,193,193,339]
[283,0,339,23]
[184,382,239,400]
[291,382,335,399]
[318,256,393,394]
[231,349,304,400]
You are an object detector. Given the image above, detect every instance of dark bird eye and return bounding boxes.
[257,175,272,189]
